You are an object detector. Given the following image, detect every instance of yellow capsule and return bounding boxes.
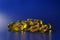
[29,21,34,25]
[49,24,51,29]
[23,23,27,29]
[39,20,43,24]
[8,19,53,33]
[29,26,39,32]
[40,25,49,33]
[13,27,19,31]
[21,26,24,31]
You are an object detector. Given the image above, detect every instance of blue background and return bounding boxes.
[0,0,60,40]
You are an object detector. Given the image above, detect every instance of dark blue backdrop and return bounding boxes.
[0,0,60,40]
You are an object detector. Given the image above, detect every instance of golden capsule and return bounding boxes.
[8,18,53,33]
[13,27,19,31]
[40,25,49,33]
[39,20,43,24]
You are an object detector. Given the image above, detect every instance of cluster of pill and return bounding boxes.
[8,19,52,33]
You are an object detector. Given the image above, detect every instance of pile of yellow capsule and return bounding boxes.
[8,19,52,33]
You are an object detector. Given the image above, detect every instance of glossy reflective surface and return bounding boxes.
[7,31,51,40]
